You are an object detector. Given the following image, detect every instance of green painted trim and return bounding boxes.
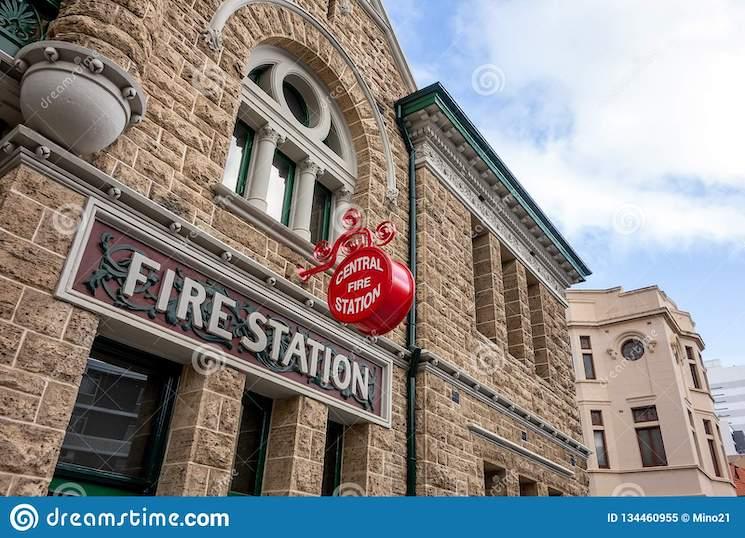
[396,83,591,279]
[277,151,295,226]
[235,122,255,197]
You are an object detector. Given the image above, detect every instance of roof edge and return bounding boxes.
[396,82,591,279]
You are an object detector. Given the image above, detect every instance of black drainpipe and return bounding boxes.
[396,103,420,496]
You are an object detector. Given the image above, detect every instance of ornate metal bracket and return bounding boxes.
[296,207,396,282]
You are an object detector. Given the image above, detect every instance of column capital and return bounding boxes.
[298,158,325,178]
[258,125,285,145]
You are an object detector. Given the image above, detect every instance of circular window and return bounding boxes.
[621,338,645,361]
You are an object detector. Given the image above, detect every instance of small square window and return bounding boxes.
[703,419,713,435]
[632,405,658,423]
[580,335,592,350]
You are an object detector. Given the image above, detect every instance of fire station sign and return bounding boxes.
[57,200,392,427]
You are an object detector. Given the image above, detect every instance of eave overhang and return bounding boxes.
[396,82,591,284]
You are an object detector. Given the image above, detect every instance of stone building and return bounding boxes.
[0,0,591,497]
[568,286,736,496]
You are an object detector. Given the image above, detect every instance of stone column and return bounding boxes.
[339,423,392,495]
[47,0,166,79]
[0,164,99,495]
[246,126,285,212]
[291,159,324,241]
[262,396,328,496]
[502,259,534,368]
[157,365,246,496]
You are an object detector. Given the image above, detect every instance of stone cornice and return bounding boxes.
[419,349,591,458]
[413,131,571,304]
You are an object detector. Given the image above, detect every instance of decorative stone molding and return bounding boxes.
[413,133,571,303]
[14,41,145,155]
[298,157,324,178]
[257,125,285,145]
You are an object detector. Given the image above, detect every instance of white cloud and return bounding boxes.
[441,0,745,246]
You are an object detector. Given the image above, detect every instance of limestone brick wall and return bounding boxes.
[414,164,586,492]
[45,0,413,350]
[418,371,588,496]
[0,164,100,495]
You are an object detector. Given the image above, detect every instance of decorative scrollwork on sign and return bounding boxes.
[0,0,61,56]
[297,207,397,282]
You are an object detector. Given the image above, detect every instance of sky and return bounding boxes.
[385,0,745,367]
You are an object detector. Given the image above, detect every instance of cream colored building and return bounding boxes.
[567,287,735,496]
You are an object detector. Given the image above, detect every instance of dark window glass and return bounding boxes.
[267,151,295,225]
[323,121,343,157]
[636,426,668,467]
[703,419,713,435]
[685,346,694,361]
[248,64,272,94]
[230,393,273,496]
[582,353,596,380]
[708,439,722,477]
[518,476,538,496]
[283,81,309,126]
[690,363,702,389]
[594,430,609,468]
[590,410,603,426]
[321,421,344,496]
[222,121,254,196]
[632,405,658,423]
[56,338,178,494]
[309,182,332,244]
[579,336,591,350]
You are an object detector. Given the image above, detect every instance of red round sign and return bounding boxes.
[328,246,414,336]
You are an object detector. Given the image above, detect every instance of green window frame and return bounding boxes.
[274,150,296,226]
[229,392,273,497]
[224,121,254,197]
[321,421,344,496]
[49,337,180,496]
[310,181,333,243]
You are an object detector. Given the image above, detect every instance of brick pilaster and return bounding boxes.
[471,231,508,348]
[262,395,328,496]
[502,259,534,367]
[157,366,245,496]
[0,164,100,496]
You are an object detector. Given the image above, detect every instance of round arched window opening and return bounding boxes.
[248,64,273,95]
[323,121,343,157]
[282,74,319,128]
[621,338,645,361]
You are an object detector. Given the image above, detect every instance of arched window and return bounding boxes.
[221,46,356,244]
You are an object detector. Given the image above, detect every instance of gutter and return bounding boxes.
[396,102,420,496]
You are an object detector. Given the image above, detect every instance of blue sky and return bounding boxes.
[385,0,745,366]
